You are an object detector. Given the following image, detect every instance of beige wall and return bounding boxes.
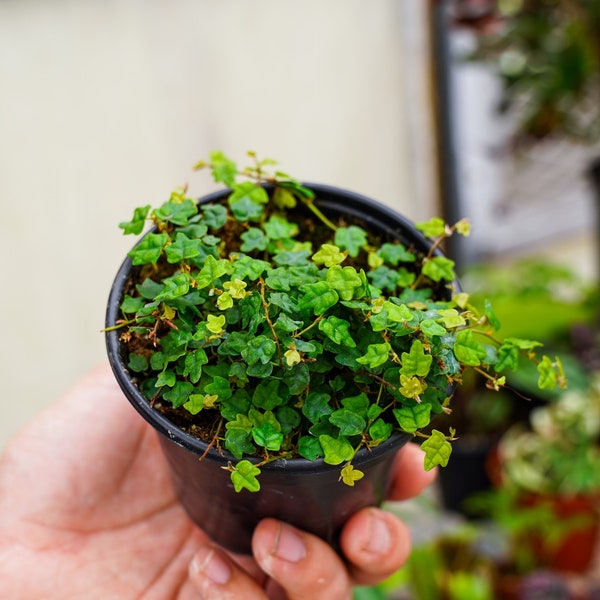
[0,1,436,449]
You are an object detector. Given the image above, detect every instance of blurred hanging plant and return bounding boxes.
[456,0,600,143]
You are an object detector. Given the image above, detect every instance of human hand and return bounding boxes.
[0,363,436,599]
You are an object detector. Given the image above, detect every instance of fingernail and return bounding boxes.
[272,523,306,563]
[362,511,392,555]
[192,547,232,585]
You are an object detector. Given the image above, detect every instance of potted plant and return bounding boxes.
[104,150,563,554]
[435,259,596,517]
[492,377,600,574]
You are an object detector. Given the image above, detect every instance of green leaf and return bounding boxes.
[230,460,261,493]
[326,265,363,301]
[368,266,403,293]
[377,243,415,265]
[153,199,197,226]
[154,272,191,300]
[297,281,339,315]
[302,392,333,424]
[419,319,447,337]
[393,403,432,433]
[231,256,270,281]
[252,379,284,411]
[201,203,228,229]
[252,422,284,451]
[242,335,277,365]
[319,434,355,465]
[156,369,176,387]
[128,233,169,265]
[183,348,208,383]
[119,205,150,235]
[229,182,268,221]
[329,408,366,436]
[495,344,519,372]
[454,329,487,366]
[422,256,456,282]
[264,215,299,240]
[183,393,205,415]
[120,294,145,314]
[334,226,367,257]
[484,298,501,330]
[400,340,432,377]
[538,355,558,390]
[194,255,229,289]
[340,464,365,486]
[298,436,322,461]
[240,227,269,252]
[209,150,237,186]
[224,428,255,459]
[416,217,446,238]
[369,419,393,443]
[204,375,231,401]
[421,430,452,470]
[163,380,194,408]
[127,353,148,372]
[164,232,202,263]
[318,315,356,347]
[356,343,391,369]
[312,244,346,267]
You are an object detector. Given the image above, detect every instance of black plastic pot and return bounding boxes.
[105,184,453,555]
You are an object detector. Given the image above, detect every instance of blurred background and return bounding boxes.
[2,0,600,597]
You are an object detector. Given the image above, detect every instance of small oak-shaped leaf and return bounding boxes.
[154,273,191,301]
[183,393,205,415]
[329,408,366,436]
[153,199,197,226]
[297,281,339,315]
[416,217,446,238]
[230,460,261,493]
[421,430,452,470]
[183,348,208,383]
[312,244,346,267]
[194,255,229,289]
[421,256,456,283]
[302,392,333,424]
[369,418,393,443]
[163,381,194,408]
[399,374,427,399]
[340,464,365,486]
[298,436,322,461]
[334,226,367,257]
[119,204,150,235]
[356,343,391,369]
[400,340,432,377]
[318,315,356,347]
[377,243,415,265]
[538,355,558,390]
[319,434,355,465]
[454,329,487,366]
[326,265,363,301]
[393,403,432,433]
[164,232,202,264]
[251,422,284,451]
[128,233,169,265]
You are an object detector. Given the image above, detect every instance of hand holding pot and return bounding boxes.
[0,363,435,599]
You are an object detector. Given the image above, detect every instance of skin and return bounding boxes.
[0,363,436,599]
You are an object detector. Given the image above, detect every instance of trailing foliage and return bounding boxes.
[110,150,565,492]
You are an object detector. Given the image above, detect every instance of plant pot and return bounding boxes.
[518,493,600,574]
[105,184,450,555]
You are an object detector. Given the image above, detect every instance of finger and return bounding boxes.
[340,507,411,586]
[252,518,353,600]
[186,543,269,600]
[386,442,437,501]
